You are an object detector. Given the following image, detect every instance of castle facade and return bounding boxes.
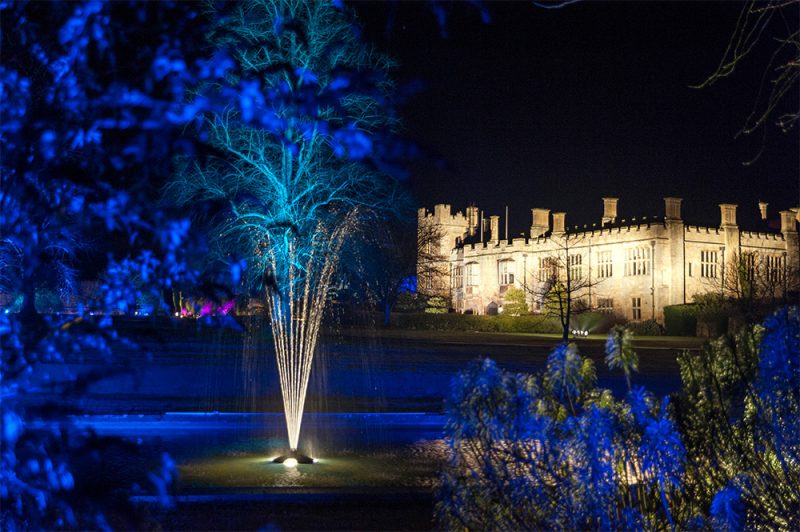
[417,198,799,322]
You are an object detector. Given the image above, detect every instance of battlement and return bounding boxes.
[741,230,784,242]
[420,195,799,318]
[686,225,721,235]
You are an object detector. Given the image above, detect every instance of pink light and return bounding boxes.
[220,300,235,315]
[199,301,213,317]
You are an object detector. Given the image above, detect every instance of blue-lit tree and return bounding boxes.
[0,1,254,527]
[167,0,404,453]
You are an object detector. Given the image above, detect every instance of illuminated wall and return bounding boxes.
[418,198,799,321]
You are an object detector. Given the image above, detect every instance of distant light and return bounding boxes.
[174,312,179,317]
[283,458,298,468]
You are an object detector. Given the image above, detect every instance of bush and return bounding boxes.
[425,295,448,314]
[391,313,563,333]
[626,319,664,336]
[663,304,698,336]
[438,342,685,530]
[675,307,800,529]
[692,293,735,337]
[394,292,426,313]
[437,307,800,530]
[502,287,529,316]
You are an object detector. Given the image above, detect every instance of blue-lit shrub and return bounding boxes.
[438,340,686,529]
[676,306,800,529]
[439,308,800,530]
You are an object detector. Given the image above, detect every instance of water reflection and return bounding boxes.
[76,412,447,491]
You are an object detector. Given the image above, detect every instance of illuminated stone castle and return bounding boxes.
[417,198,799,321]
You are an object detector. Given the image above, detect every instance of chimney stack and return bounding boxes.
[780,210,797,233]
[552,212,566,234]
[489,215,500,243]
[601,198,618,225]
[719,204,738,227]
[466,206,479,236]
[664,197,682,221]
[530,208,550,238]
[758,201,768,221]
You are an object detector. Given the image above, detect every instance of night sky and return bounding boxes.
[355,1,799,233]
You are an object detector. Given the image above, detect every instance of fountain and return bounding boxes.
[259,216,355,457]
[165,0,401,458]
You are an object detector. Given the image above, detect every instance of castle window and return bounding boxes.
[597,250,613,278]
[568,254,582,281]
[597,298,614,312]
[538,257,558,282]
[625,247,651,276]
[453,265,464,288]
[498,260,514,286]
[466,263,479,286]
[701,250,718,278]
[631,297,642,320]
[766,255,784,284]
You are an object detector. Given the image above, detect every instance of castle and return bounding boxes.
[417,198,799,321]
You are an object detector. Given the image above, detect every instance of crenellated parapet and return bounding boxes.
[420,195,799,317]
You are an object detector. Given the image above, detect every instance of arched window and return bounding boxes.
[498,260,514,286]
[466,262,480,286]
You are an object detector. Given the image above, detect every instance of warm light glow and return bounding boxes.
[268,217,356,452]
[283,458,298,468]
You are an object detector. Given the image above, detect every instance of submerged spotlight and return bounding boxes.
[273,450,314,465]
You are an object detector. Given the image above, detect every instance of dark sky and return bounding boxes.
[355,1,799,233]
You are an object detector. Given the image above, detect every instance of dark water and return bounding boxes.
[76,412,447,491]
[35,325,691,530]
[38,325,687,414]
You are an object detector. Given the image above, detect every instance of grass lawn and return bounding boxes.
[338,327,707,350]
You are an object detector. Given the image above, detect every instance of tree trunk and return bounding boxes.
[383,299,391,328]
[20,279,37,319]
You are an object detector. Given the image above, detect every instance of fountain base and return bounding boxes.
[273,451,314,464]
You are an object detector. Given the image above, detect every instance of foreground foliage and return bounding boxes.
[676,306,800,529]
[438,307,800,530]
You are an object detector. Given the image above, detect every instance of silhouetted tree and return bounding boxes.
[340,205,446,326]
[695,0,799,163]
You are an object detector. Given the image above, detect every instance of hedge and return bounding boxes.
[390,313,564,333]
[663,304,698,336]
[389,312,623,335]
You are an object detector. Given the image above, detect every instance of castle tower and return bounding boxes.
[664,197,685,304]
[780,210,799,279]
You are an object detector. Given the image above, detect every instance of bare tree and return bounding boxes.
[337,206,445,326]
[416,215,450,300]
[525,233,604,342]
[694,0,799,163]
[706,250,798,319]
[166,0,402,453]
